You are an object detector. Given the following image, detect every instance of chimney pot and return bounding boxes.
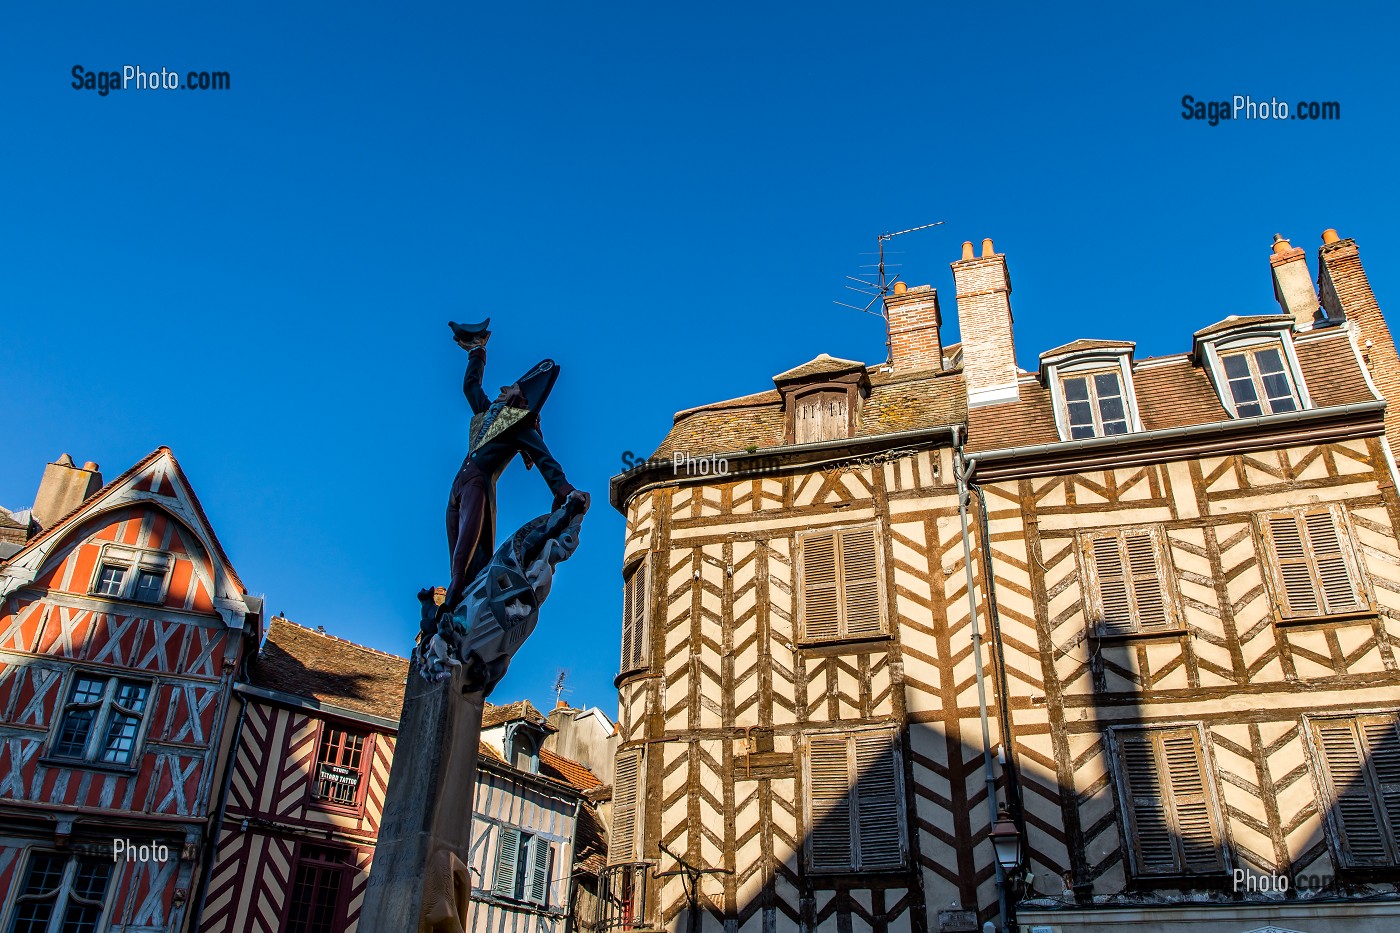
[961,241,975,261]
[82,462,99,472]
[981,238,995,258]
[893,281,907,295]
[1272,233,1293,255]
[1322,228,1341,244]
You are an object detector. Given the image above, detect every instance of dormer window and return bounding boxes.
[772,354,869,447]
[1193,315,1310,420]
[507,725,542,774]
[794,390,850,444]
[1040,340,1141,442]
[90,545,170,604]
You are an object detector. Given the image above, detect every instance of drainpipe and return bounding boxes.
[953,426,1010,933]
[973,481,1024,821]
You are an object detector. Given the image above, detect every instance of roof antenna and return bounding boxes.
[552,669,571,707]
[834,220,944,318]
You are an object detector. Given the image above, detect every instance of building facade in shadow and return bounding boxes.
[608,229,1400,933]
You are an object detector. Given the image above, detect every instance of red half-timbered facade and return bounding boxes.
[0,448,260,933]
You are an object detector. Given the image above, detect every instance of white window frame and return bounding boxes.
[88,544,171,605]
[1043,351,1142,442]
[1197,324,1311,419]
[47,672,154,767]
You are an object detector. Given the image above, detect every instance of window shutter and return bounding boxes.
[1125,533,1169,629]
[1092,537,1132,633]
[1361,717,1400,860]
[1121,734,1176,873]
[852,732,902,869]
[1317,720,1388,864]
[495,828,521,894]
[1305,512,1361,614]
[528,839,551,905]
[1269,515,1320,615]
[611,749,641,863]
[802,534,841,641]
[841,527,883,637]
[1161,732,1221,871]
[808,735,854,871]
[621,561,648,672]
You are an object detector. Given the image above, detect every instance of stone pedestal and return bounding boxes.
[360,662,485,933]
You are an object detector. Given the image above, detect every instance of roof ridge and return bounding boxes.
[268,616,409,664]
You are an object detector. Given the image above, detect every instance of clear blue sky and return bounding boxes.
[4,3,1397,715]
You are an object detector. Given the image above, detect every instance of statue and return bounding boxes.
[414,318,590,696]
[361,318,590,933]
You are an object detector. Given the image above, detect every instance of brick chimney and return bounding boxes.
[31,454,103,531]
[884,282,942,374]
[951,238,1019,407]
[1317,229,1400,461]
[1270,234,1321,331]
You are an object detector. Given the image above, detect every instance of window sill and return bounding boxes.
[805,862,909,878]
[797,632,892,653]
[1275,609,1377,628]
[308,797,366,816]
[39,756,139,776]
[613,665,652,688]
[1090,627,1189,644]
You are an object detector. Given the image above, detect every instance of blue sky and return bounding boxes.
[3,2,1397,715]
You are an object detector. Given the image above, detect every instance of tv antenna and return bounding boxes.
[834,220,944,318]
[552,669,571,707]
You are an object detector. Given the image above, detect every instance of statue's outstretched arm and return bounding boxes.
[516,426,575,508]
[463,346,491,414]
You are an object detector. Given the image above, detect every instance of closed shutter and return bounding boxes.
[1089,530,1170,634]
[611,749,641,863]
[802,534,841,641]
[1317,718,1393,865]
[620,560,648,672]
[1120,729,1221,875]
[1305,512,1361,613]
[853,732,902,869]
[1125,533,1169,629]
[1269,514,1321,615]
[1091,537,1132,633]
[528,839,552,905]
[495,827,521,895]
[808,735,854,871]
[841,527,883,637]
[1162,732,1221,871]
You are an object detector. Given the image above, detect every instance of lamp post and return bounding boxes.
[990,808,1023,875]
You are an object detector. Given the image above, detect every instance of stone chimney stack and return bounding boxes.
[1270,234,1321,331]
[951,238,1019,407]
[1317,229,1400,461]
[31,454,103,530]
[884,282,943,374]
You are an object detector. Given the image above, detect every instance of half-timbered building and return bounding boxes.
[608,229,1400,933]
[197,619,607,933]
[0,448,262,933]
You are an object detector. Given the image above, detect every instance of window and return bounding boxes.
[610,749,643,864]
[88,547,169,604]
[1312,714,1400,867]
[1113,727,1224,877]
[51,675,150,765]
[1220,344,1299,417]
[806,729,904,872]
[1083,528,1174,634]
[314,726,366,806]
[1261,507,1366,618]
[495,829,552,906]
[800,525,883,641]
[1061,370,1129,439]
[508,727,540,773]
[794,390,850,444]
[7,852,111,933]
[285,845,349,933]
[619,559,648,674]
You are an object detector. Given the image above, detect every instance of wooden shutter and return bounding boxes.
[852,732,902,869]
[1125,533,1169,629]
[611,749,641,863]
[1305,511,1361,613]
[620,560,648,672]
[528,839,551,905]
[1119,729,1221,875]
[1089,530,1170,634]
[495,827,521,894]
[808,735,854,871]
[802,533,841,641]
[1317,718,1395,865]
[1269,514,1321,615]
[841,528,883,637]
[1091,537,1133,633]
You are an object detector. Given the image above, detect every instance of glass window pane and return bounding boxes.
[1260,370,1294,403]
[1093,371,1123,399]
[133,571,164,603]
[1228,376,1259,407]
[1253,346,1286,374]
[1098,395,1126,423]
[1222,354,1252,379]
[60,902,105,933]
[1066,400,1094,427]
[1102,420,1129,436]
[1237,401,1263,418]
[55,709,96,757]
[1062,376,1089,402]
[96,566,126,597]
[115,682,149,713]
[71,860,111,902]
[71,678,106,705]
[1069,424,1096,440]
[100,714,142,763]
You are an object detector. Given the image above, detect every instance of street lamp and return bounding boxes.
[990,807,1023,873]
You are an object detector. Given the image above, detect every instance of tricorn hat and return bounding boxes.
[514,359,560,415]
[449,318,491,342]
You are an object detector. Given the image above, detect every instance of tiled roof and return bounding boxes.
[1039,338,1135,359]
[249,616,408,721]
[1192,313,1293,341]
[772,354,867,383]
[540,749,603,793]
[481,699,550,729]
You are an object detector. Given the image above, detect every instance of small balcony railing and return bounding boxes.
[597,862,653,933]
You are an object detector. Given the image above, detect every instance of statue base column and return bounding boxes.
[361,661,484,933]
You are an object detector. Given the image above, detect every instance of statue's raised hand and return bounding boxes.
[449,318,491,350]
